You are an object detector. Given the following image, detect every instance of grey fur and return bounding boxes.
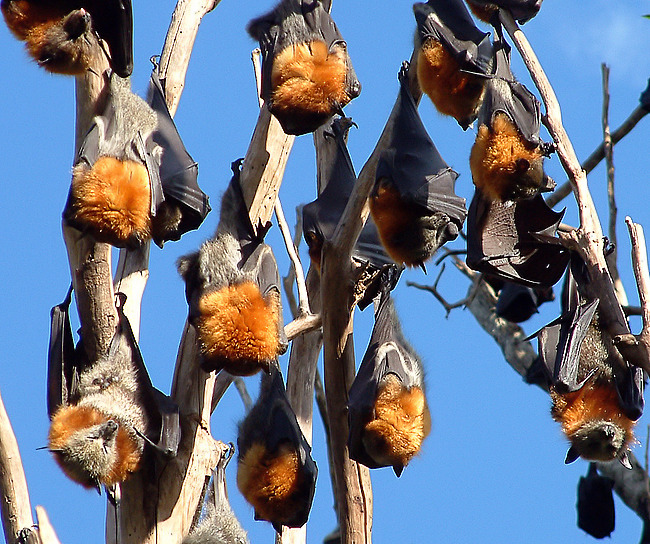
[183,502,249,544]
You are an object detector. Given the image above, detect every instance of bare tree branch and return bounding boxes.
[626,218,650,358]
[35,507,62,544]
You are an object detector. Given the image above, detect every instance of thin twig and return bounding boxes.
[407,266,480,318]
[233,378,253,413]
[275,199,312,316]
[281,206,304,319]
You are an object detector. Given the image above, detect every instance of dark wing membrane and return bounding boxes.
[466,190,570,287]
[413,0,493,74]
[146,70,210,244]
[91,0,133,77]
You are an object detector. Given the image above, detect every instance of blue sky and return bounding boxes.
[0,1,649,542]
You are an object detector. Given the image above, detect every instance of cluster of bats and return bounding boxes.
[2,0,645,540]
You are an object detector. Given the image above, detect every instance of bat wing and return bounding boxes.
[377,67,465,220]
[413,0,493,75]
[145,69,210,246]
[90,0,133,77]
[47,286,83,418]
[640,78,650,112]
[114,294,180,458]
[577,463,615,539]
[495,282,553,323]
[466,189,570,287]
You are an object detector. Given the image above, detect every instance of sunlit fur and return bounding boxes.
[270,41,349,129]
[196,282,282,376]
[362,375,431,472]
[237,442,303,525]
[2,1,93,74]
[48,405,142,488]
[465,1,497,22]
[370,182,454,267]
[417,39,486,126]
[551,381,635,462]
[470,113,546,201]
[69,157,152,247]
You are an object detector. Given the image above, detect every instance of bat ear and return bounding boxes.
[564,446,580,464]
[541,174,556,193]
[392,464,404,477]
[619,451,632,470]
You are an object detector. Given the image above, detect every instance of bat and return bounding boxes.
[348,290,431,476]
[413,0,493,129]
[236,365,317,532]
[495,282,553,323]
[576,463,615,539]
[536,258,645,466]
[469,29,554,202]
[464,0,542,24]
[302,116,402,308]
[183,446,250,544]
[1,0,132,76]
[247,0,361,135]
[177,162,287,376]
[64,69,210,248]
[369,63,467,270]
[47,288,180,491]
[466,188,570,287]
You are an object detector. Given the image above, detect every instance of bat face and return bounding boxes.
[248,0,361,135]
[413,0,493,129]
[371,65,466,268]
[236,368,317,531]
[2,0,133,76]
[348,294,430,476]
[48,405,142,488]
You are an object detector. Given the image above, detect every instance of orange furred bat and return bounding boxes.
[247,0,360,135]
[236,367,317,532]
[413,0,493,129]
[1,0,133,76]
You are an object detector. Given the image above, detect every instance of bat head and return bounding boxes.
[48,405,142,488]
[565,420,631,464]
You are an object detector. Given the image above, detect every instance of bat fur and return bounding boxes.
[48,339,147,489]
[551,311,637,464]
[66,75,160,247]
[470,111,548,201]
[177,181,285,376]
[416,38,487,127]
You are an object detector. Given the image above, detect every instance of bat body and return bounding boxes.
[247,0,360,135]
[464,0,542,24]
[236,367,317,532]
[183,450,250,544]
[370,64,466,269]
[466,189,570,287]
[65,71,209,248]
[470,34,554,202]
[178,164,287,376]
[348,292,431,476]
[537,262,644,466]
[413,0,493,129]
[47,290,180,490]
[302,117,401,308]
[577,464,615,539]
[495,282,553,323]
[1,0,132,76]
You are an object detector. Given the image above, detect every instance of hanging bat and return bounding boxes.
[413,0,493,129]
[495,282,553,323]
[64,69,210,248]
[466,188,570,287]
[177,162,287,376]
[469,29,554,202]
[183,446,250,544]
[536,259,645,466]
[247,0,361,135]
[1,0,132,76]
[236,365,317,532]
[464,0,542,24]
[302,116,402,307]
[576,463,615,539]
[47,288,180,491]
[348,290,431,476]
[369,63,467,270]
